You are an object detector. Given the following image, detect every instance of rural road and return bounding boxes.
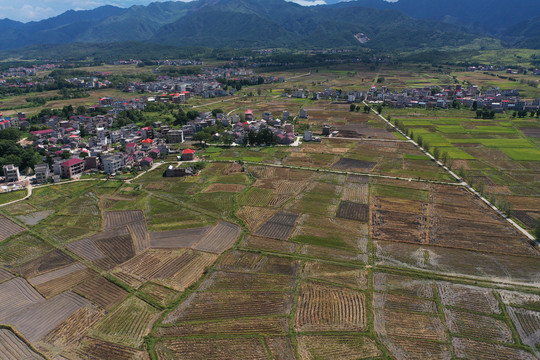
[364,100,537,243]
[0,184,32,208]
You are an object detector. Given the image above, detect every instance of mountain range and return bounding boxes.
[0,0,539,51]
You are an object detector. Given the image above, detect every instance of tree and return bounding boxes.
[61,150,71,159]
[376,105,383,114]
[441,151,448,165]
[0,128,21,141]
[363,105,371,113]
[497,198,512,217]
[472,101,478,111]
[211,108,223,117]
[193,132,211,147]
[257,87,262,96]
[350,104,356,112]
[433,147,440,159]
[80,151,88,159]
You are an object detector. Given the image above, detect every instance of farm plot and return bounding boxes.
[255,211,299,240]
[103,210,145,229]
[74,276,128,310]
[90,296,159,348]
[438,282,500,314]
[163,291,294,324]
[265,337,295,360]
[444,308,512,343]
[155,338,267,360]
[242,235,298,254]
[297,335,382,360]
[0,268,13,283]
[139,283,178,307]
[29,262,97,298]
[375,309,446,341]
[513,210,540,229]
[18,249,76,278]
[150,226,211,248]
[237,206,276,231]
[336,201,369,221]
[67,237,106,262]
[499,290,540,309]
[451,338,536,360]
[15,210,54,225]
[332,158,377,171]
[0,278,44,321]
[341,183,369,204]
[372,208,427,244]
[192,221,241,254]
[94,231,135,266]
[374,293,437,314]
[374,272,434,299]
[0,215,25,241]
[300,244,367,263]
[127,222,149,253]
[157,317,288,337]
[381,337,452,360]
[302,262,368,289]
[0,329,45,360]
[0,233,53,269]
[508,307,540,349]
[203,183,246,193]
[4,291,91,343]
[78,337,149,360]
[295,281,367,332]
[199,271,295,292]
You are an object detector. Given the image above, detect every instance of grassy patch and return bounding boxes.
[0,190,27,205]
[373,184,428,202]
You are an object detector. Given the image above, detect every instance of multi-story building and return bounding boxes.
[34,164,50,184]
[167,129,184,143]
[3,164,20,182]
[60,158,85,179]
[102,155,124,174]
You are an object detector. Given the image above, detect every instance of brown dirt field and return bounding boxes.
[128,222,149,253]
[302,262,368,289]
[216,251,262,272]
[374,292,437,314]
[73,276,128,311]
[0,216,25,242]
[513,210,540,229]
[237,206,276,231]
[203,183,246,193]
[248,165,277,179]
[295,281,367,332]
[438,283,500,314]
[79,337,148,360]
[140,283,178,306]
[332,158,377,171]
[300,244,367,263]
[297,335,381,360]
[452,337,536,360]
[444,308,512,343]
[0,329,45,360]
[157,317,288,337]
[0,267,14,283]
[499,290,540,309]
[255,211,299,240]
[375,309,446,341]
[508,195,540,211]
[341,183,369,204]
[372,208,428,244]
[42,306,104,348]
[192,221,241,254]
[268,194,292,207]
[373,272,434,299]
[150,226,211,249]
[163,291,294,324]
[0,278,44,321]
[95,234,135,265]
[382,337,452,360]
[242,235,298,254]
[374,196,426,214]
[18,249,77,278]
[31,265,97,298]
[5,291,91,343]
[199,271,295,292]
[157,250,217,292]
[103,210,145,229]
[508,307,540,349]
[254,256,301,276]
[155,338,267,360]
[67,237,107,262]
[336,201,369,221]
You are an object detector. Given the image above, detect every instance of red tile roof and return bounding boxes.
[61,158,84,167]
[183,148,195,154]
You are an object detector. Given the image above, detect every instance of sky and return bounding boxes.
[0,0,346,22]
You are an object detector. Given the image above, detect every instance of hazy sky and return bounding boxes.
[0,0,331,22]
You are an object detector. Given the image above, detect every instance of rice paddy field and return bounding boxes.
[0,62,539,359]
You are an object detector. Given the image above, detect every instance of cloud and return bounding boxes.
[287,0,326,5]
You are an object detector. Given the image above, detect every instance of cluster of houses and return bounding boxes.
[288,87,365,103]
[366,84,540,112]
[65,77,110,89]
[0,112,28,130]
[1,63,59,78]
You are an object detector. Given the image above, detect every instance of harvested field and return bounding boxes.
[128,222,149,253]
[90,296,159,347]
[199,271,295,292]
[445,308,512,343]
[216,250,261,272]
[237,206,276,231]
[150,226,211,248]
[255,211,299,240]
[438,282,500,314]
[155,250,217,292]
[73,276,128,310]
[0,215,25,241]
[300,244,367,263]
[203,183,246,193]
[67,237,106,261]
[302,262,368,289]
[336,201,369,221]
[268,194,292,207]
[375,309,446,340]
[42,306,104,347]
[295,281,367,332]
[265,337,295,360]
[192,221,241,254]
[18,249,76,278]
[341,183,369,204]
[297,335,381,360]
[452,337,536,360]
[29,263,97,298]
[164,291,294,324]
[79,337,148,360]
[0,267,13,283]
[15,210,54,225]
[139,283,178,306]
[372,208,427,244]
[242,235,298,254]
[103,210,145,229]
[333,158,377,171]
[94,233,135,265]
[157,317,288,337]
[374,272,434,299]
[254,255,301,276]
[513,210,540,229]
[382,337,452,360]
[374,293,437,314]
[508,307,540,349]
[0,278,44,321]
[5,291,90,343]
[155,338,267,360]
[499,290,540,309]
[0,329,45,360]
